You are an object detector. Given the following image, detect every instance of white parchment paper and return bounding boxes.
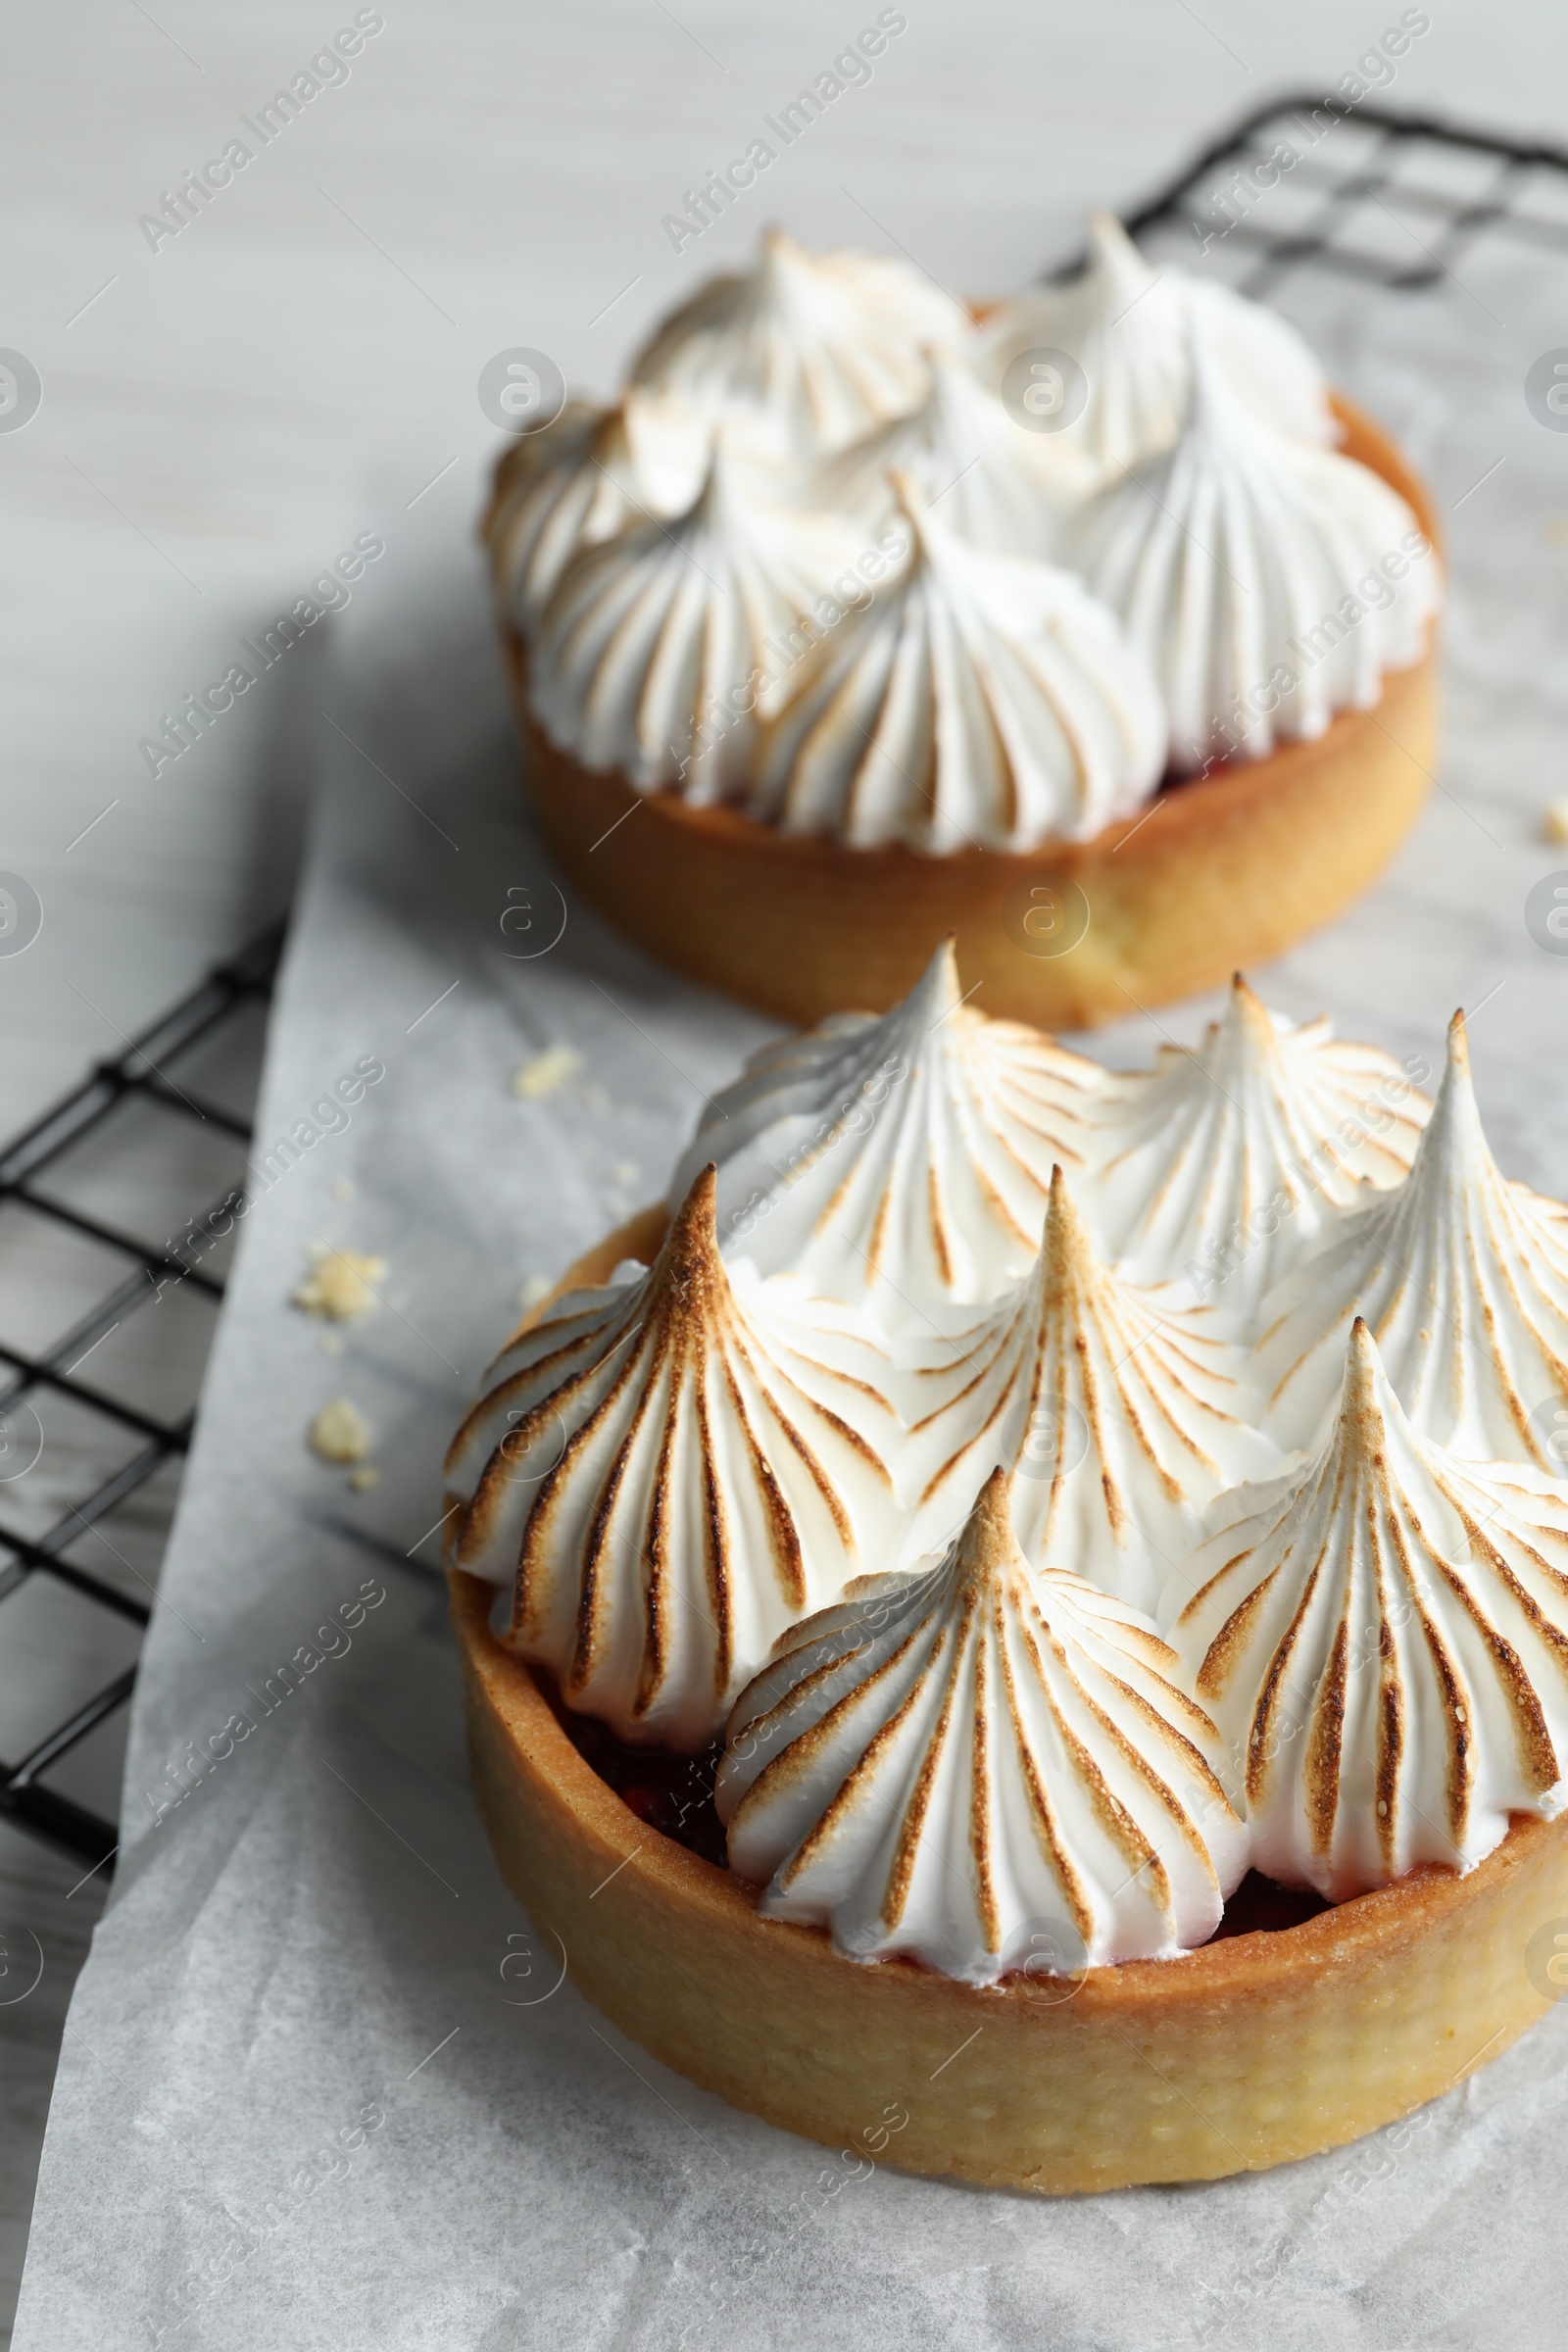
[20,214,1568,2352]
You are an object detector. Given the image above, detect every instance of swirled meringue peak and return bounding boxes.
[977,211,1334,492]
[631,227,968,457]
[717,1469,1247,1980]
[1169,1321,1568,1900]
[444,1166,903,1749]
[808,351,1066,555]
[529,441,864,800]
[1078,972,1431,1308]
[668,938,1110,1321]
[750,472,1167,852]
[900,1168,1281,1614]
[1066,314,1439,772]
[1257,1013,1568,1467]
[488,390,714,631]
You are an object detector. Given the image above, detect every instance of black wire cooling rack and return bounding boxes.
[8,94,1568,1878]
[1119,92,1568,295]
[0,925,283,1869]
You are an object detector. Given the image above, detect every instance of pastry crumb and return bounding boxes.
[292,1248,387,1321]
[517,1273,552,1311]
[612,1158,641,1188]
[309,1398,372,1464]
[1548,516,1568,547]
[348,1464,380,1492]
[512,1045,582,1100]
[1544,800,1568,844]
[318,1330,343,1355]
[332,1179,356,1202]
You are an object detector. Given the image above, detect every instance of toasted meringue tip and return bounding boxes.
[908,930,962,1013]
[971,1460,1012,1522]
[758,223,807,274]
[1085,207,1133,258]
[1224,969,1276,1043]
[667,1159,721,1236]
[1041,1159,1089,1243]
[942,1466,1019,1591]
[1340,1315,1385,1413]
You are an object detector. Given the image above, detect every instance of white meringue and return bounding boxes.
[448,954,1568,1977]
[1077,972,1431,1309]
[1169,1320,1568,1900]
[808,351,1067,556]
[1258,1013,1568,1467]
[669,937,1110,1322]
[444,1166,902,1749]
[976,211,1335,493]
[1066,312,1439,773]
[899,1167,1281,1613]
[718,1468,1247,1981]
[487,390,716,631]
[631,227,969,457]
[749,473,1167,852]
[528,444,866,801]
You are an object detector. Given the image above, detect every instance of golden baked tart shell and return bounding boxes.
[496,396,1439,1032]
[448,1211,1567,2193]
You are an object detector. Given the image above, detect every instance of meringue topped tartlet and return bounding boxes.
[448,956,1568,2192]
[484,220,1442,1029]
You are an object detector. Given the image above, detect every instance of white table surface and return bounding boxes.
[7,3,1568,2344]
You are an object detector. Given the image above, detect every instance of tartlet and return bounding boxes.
[445,960,1568,2190]
[451,1561,1566,2193]
[485,221,1442,1030]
